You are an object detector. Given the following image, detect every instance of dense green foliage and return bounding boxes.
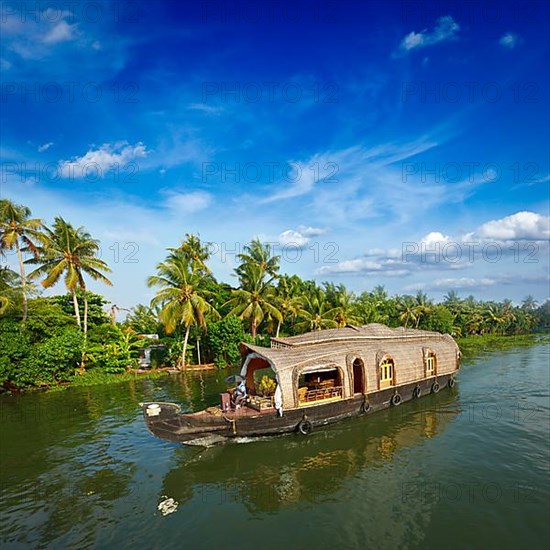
[0,315,83,387]
[1,201,549,390]
[205,315,248,368]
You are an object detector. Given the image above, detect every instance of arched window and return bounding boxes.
[379,357,395,389]
[424,351,437,377]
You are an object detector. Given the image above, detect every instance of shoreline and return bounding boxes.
[1,333,548,396]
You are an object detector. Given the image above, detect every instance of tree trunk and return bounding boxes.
[72,289,82,328]
[251,320,257,339]
[196,337,201,365]
[181,325,190,370]
[276,321,281,338]
[81,285,88,371]
[83,285,89,336]
[15,241,27,323]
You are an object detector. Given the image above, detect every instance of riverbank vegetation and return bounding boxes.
[1,199,549,391]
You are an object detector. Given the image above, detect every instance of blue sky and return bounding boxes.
[1,0,549,308]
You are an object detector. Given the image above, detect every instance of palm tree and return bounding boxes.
[27,217,112,335]
[236,238,280,286]
[521,295,538,311]
[171,233,211,274]
[295,288,339,332]
[327,285,360,327]
[398,296,418,328]
[0,266,21,316]
[443,290,460,306]
[0,200,43,321]
[413,290,432,328]
[225,263,282,338]
[274,275,301,336]
[147,252,219,369]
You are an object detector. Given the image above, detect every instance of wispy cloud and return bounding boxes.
[499,33,520,50]
[38,142,54,153]
[261,138,440,214]
[163,191,212,214]
[397,16,460,54]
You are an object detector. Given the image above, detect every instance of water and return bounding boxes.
[1,344,549,549]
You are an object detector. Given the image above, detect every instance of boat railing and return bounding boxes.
[299,385,344,405]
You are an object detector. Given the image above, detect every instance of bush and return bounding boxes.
[25,299,77,342]
[0,320,31,384]
[86,324,140,373]
[13,328,83,386]
[422,305,454,334]
[206,315,246,368]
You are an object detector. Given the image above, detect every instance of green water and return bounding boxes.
[1,344,549,549]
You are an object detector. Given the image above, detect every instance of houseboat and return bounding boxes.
[140,324,460,446]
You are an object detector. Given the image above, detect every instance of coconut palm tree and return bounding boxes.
[236,238,280,286]
[413,290,432,328]
[0,200,43,322]
[274,275,301,336]
[0,266,21,316]
[398,296,418,328]
[225,263,282,338]
[327,285,360,327]
[171,233,211,274]
[147,252,219,369]
[521,295,538,311]
[27,217,112,335]
[295,288,339,332]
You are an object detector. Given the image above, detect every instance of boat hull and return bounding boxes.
[141,374,456,446]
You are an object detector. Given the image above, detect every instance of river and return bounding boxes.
[1,342,549,549]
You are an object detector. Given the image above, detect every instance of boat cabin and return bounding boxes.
[235,324,460,411]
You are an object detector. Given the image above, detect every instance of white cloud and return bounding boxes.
[471,211,550,241]
[406,277,499,291]
[187,103,224,115]
[164,191,212,214]
[59,142,148,179]
[499,33,520,50]
[43,21,78,44]
[278,226,328,248]
[278,230,310,248]
[399,16,460,53]
[318,258,384,274]
[38,142,54,153]
[421,231,452,245]
[297,225,327,237]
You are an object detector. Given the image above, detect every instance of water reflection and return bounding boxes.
[159,389,460,513]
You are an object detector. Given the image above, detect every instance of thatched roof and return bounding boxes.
[241,324,455,374]
[270,323,444,347]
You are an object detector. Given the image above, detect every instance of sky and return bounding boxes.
[1,0,549,308]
